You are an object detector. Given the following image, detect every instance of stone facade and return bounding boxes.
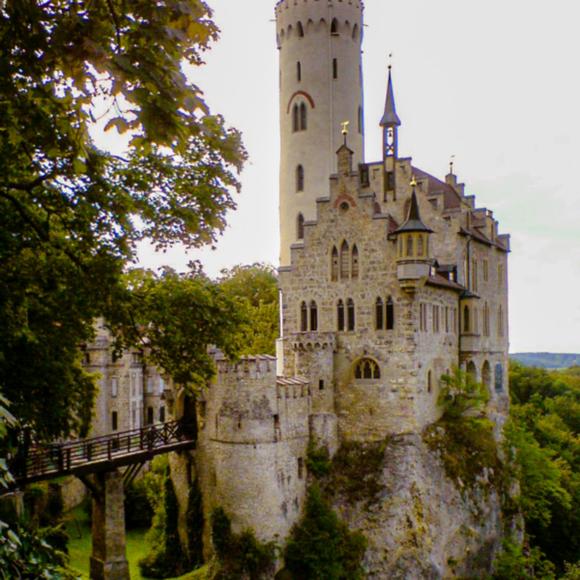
[83,320,171,437]
[191,1,512,574]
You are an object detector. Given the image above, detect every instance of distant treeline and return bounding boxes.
[510,353,580,369]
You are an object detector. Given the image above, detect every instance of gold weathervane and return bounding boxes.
[341,121,350,135]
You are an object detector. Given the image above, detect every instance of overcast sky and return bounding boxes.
[131,0,580,354]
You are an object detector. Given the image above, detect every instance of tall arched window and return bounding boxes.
[354,358,380,380]
[482,361,491,390]
[352,23,359,41]
[297,213,305,240]
[347,298,355,331]
[296,165,304,192]
[300,301,308,332]
[337,300,345,331]
[375,297,384,330]
[310,301,318,332]
[483,302,490,336]
[386,297,395,330]
[297,21,304,37]
[292,104,299,132]
[340,240,349,279]
[331,246,339,281]
[463,305,470,333]
[300,102,307,130]
[331,18,339,35]
[351,245,359,279]
[498,305,504,337]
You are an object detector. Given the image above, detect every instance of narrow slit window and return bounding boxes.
[296,164,304,192]
[297,213,305,240]
[292,104,299,132]
[333,58,338,79]
[310,301,318,331]
[300,102,307,130]
[337,300,345,331]
[331,246,339,281]
[375,297,384,330]
[386,297,395,330]
[347,298,355,331]
[297,61,302,82]
[331,18,339,35]
[351,245,359,279]
[300,301,308,332]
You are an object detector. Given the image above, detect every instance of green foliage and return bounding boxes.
[506,362,580,571]
[0,0,246,440]
[113,266,248,391]
[211,507,277,580]
[424,417,501,489]
[284,484,367,580]
[218,264,279,356]
[0,520,76,580]
[124,477,154,530]
[140,464,188,578]
[186,476,205,569]
[327,440,388,507]
[491,538,555,580]
[306,441,332,479]
[438,367,490,419]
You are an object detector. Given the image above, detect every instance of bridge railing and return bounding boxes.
[13,420,194,482]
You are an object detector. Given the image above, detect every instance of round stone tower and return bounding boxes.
[276,0,365,265]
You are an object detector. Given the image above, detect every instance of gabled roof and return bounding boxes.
[412,167,462,210]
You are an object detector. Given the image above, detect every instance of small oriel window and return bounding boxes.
[354,358,380,380]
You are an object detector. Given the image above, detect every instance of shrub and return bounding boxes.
[186,476,204,569]
[284,484,366,580]
[306,441,331,479]
[492,538,555,580]
[211,507,276,580]
[124,478,154,530]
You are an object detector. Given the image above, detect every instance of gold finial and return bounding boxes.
[410,175,417,187]
[449,154,456,175]
[341,121,350,135]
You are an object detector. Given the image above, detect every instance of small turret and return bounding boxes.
[394,179,433,291]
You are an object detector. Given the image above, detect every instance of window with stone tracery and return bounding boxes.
[354,358,381,380]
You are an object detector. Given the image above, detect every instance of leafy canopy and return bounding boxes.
[0,0,246,439]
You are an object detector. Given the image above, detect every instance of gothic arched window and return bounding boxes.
[297,213,305,240]
[340,240,349,279]
[351,245,359,279]
[331,18,339,36]
[354,358,380,380]
[300,102,307,131]
[310,301,318,332]
[386,297,395,330]
[331,246,339,281]
[292,104,299,133]
[297,21,304,37]
[296,164,304,192]
[300,301,308,332]
[375,297,384,330]
[337,299,345,331]
[347,298,355,331]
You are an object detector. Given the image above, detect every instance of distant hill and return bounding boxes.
[510,353,580,369]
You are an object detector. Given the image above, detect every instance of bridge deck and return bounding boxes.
[8,420,196,488]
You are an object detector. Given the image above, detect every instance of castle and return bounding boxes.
[85,1,512,574]
[194,0,511,561]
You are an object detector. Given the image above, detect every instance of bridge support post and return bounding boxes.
[87,470,130,580]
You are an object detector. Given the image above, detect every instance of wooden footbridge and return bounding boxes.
[9,419,196,487]
[5,419,196,580]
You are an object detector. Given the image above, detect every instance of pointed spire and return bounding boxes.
[394,181,433,234]
[380,66,401,127]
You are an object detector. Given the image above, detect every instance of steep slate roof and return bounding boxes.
[412,167,462,210]
[394,190,433,234]
[380,69,401,127]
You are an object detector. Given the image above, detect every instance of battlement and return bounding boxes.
[276,0,363,46]
[215,355,277,382]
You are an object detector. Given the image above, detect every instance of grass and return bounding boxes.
[64,507,161,579]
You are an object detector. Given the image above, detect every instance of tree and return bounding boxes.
[0,0,246,440]
[218,264,279,356]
